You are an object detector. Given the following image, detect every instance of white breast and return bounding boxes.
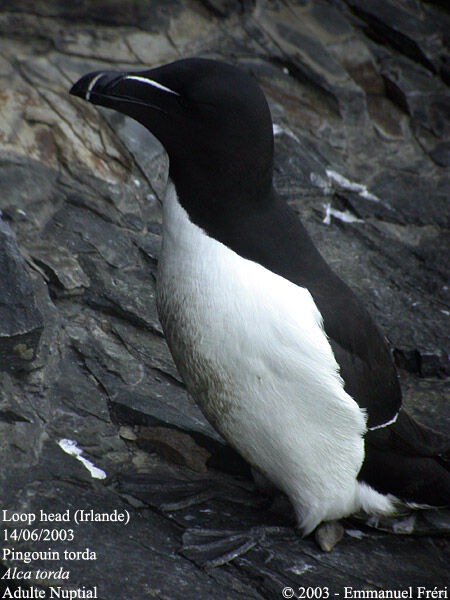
[156,182,394,533]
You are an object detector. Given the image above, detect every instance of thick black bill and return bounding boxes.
[69,69,180,114]
[70,71,124,105]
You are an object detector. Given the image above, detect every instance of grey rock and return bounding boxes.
[27,238,90,292]
[0,0,183,32]
[0,0,449,596]
[315,521,345,552]
[343,0,448,74]
[81,254,163,334]
[111,319,181,383]
[0,157,59,233]
[199,0,254,18]
[380,56,450,166]
[0,219,43,371]
[133,230,162,275]
[50,204,140,269]
[134,426,211,473]
[102,110,169,202]
[1,479,266,600]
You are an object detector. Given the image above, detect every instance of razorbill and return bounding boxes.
[70,58,449,542]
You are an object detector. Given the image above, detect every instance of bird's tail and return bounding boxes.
[359,410,450,507]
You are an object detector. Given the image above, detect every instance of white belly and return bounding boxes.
[157,182,390,533]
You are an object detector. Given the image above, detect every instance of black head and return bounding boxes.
[70,58,274,230]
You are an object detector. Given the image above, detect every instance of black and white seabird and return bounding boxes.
[70,58,449,542]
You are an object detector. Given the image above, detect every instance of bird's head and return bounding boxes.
[70,58,274,224]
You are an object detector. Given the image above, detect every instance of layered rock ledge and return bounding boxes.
[0,1,448,597]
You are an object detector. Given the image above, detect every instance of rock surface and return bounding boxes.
[0,1,448,598]
[0,220,43,372]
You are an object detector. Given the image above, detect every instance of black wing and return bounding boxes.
[211,192,402,429]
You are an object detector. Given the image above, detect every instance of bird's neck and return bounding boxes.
[168,157,273,232]
[165,176,322,282]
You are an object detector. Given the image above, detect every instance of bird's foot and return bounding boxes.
[181,525,294,567]
[357,507,450,535]
[314,520,345,552]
